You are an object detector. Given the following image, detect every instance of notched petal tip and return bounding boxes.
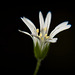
[50,21,70,37]
[67,24,71,27]
[66,24,71,29]
[20,16,26,20]
[46,38,58,43]
[51,38,58,43]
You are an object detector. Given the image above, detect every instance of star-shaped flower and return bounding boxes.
[19,11,71,59]
[19,11,71,75]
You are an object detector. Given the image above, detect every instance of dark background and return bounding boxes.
[0,1,75,74]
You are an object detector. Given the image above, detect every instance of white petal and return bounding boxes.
[50,24,71,39]
[33,37,38,46]
[44,12,51,33]
[21,17,37,35]
[19,30,40,47]
[50,21,68,37]
[39,11,44,31]
[54,21,68,30]
[33,37,41,47]
[47,38,58,43]
[18,30,32,37]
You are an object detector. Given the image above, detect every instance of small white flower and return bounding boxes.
[19,11,71,51]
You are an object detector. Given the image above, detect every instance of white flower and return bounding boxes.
[19,11,71,50]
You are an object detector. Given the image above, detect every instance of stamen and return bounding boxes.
[36,29,39,33]
[44,27,47,31]
[38,36,41,38]
[45,36,50,39]
[38,33,42,38]
[39,33,42,37]
[41,37,44,41]
[44,34,47,37]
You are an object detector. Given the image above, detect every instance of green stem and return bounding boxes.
[33,59,41,75]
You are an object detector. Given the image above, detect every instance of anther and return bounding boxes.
[45,36,50,39]
[36,29,39,33]
[44,34,47,37]
[44,33,50,39]
[41,37,44,41]
[38,33,42,38]
[39,33,42,37]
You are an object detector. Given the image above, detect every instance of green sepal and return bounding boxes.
[40,43,50,60]
[34,42,41,59]
[34,42,50,60]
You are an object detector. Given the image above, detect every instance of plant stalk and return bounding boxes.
[33,59,41,75]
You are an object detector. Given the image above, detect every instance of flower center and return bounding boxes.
[36,28,50,41]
